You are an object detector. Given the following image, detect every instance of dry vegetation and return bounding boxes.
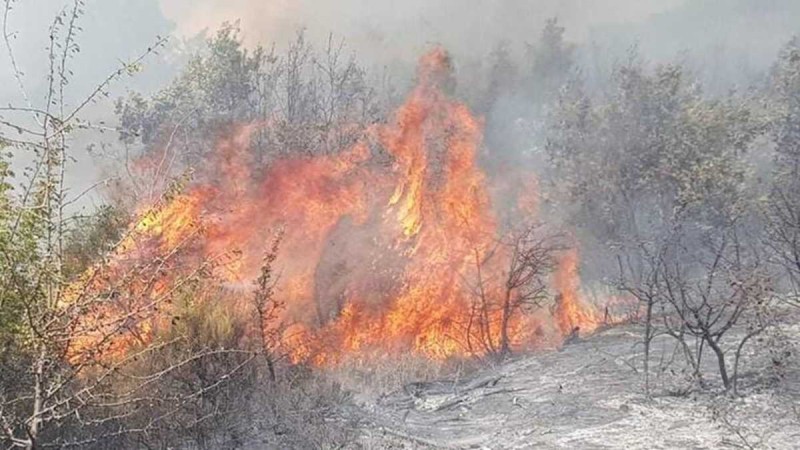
[1,2,799,449]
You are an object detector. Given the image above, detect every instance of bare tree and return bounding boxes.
[655,227,775,393]
[765,187,800,307]
[616,241,665,397]
[465,223,564,361]
[618,220,778,396]
[252,230,284,382]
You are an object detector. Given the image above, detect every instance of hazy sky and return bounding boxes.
[157,0,687,63]
[2,0,799,211]
[4,0,797,103]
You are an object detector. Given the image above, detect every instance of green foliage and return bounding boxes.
[771,36,800,175]
[546,57,761,246]
[115,24,379,171]
[116,23,266,147]
[527,18,575,104]
[62,205,127,278]
[0,151,44,345]
[765,37,800,298]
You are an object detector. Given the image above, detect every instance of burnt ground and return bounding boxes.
[350,319,800,449]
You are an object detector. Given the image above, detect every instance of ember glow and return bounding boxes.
[78,48,603,365]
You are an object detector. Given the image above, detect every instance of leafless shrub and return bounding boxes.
[463,223,566,361]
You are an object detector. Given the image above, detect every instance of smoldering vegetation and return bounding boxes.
[1,1,800,449]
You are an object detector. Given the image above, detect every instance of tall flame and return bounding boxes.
[71,48,603,365]
[553,248,599,336]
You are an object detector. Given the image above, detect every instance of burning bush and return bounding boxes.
[88,47,601,367]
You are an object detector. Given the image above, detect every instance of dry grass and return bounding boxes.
[322,351,484,403]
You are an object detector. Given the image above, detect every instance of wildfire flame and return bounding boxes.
[70,48,605,365]
[553,248,599,337]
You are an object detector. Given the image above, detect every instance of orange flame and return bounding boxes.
[553,248,599,337]
[70,48,606,365]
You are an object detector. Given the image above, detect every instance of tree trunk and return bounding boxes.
[695,336,705,379]
[499,290,513,360]
[27,346,46,450]
[643,297,654,397]
[266,352,277,382]
[732,328,764,395]
[706,336,730,391]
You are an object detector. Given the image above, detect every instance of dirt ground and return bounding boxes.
[350,319,800,449]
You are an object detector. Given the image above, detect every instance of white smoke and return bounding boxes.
[157,0,687,64]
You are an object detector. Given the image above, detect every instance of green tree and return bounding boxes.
[526,18,575,105]
[547,57,760,253]
[765,36,800,305]
[115,25,379,193]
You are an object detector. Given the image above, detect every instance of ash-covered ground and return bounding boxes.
[346,316,800,449]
